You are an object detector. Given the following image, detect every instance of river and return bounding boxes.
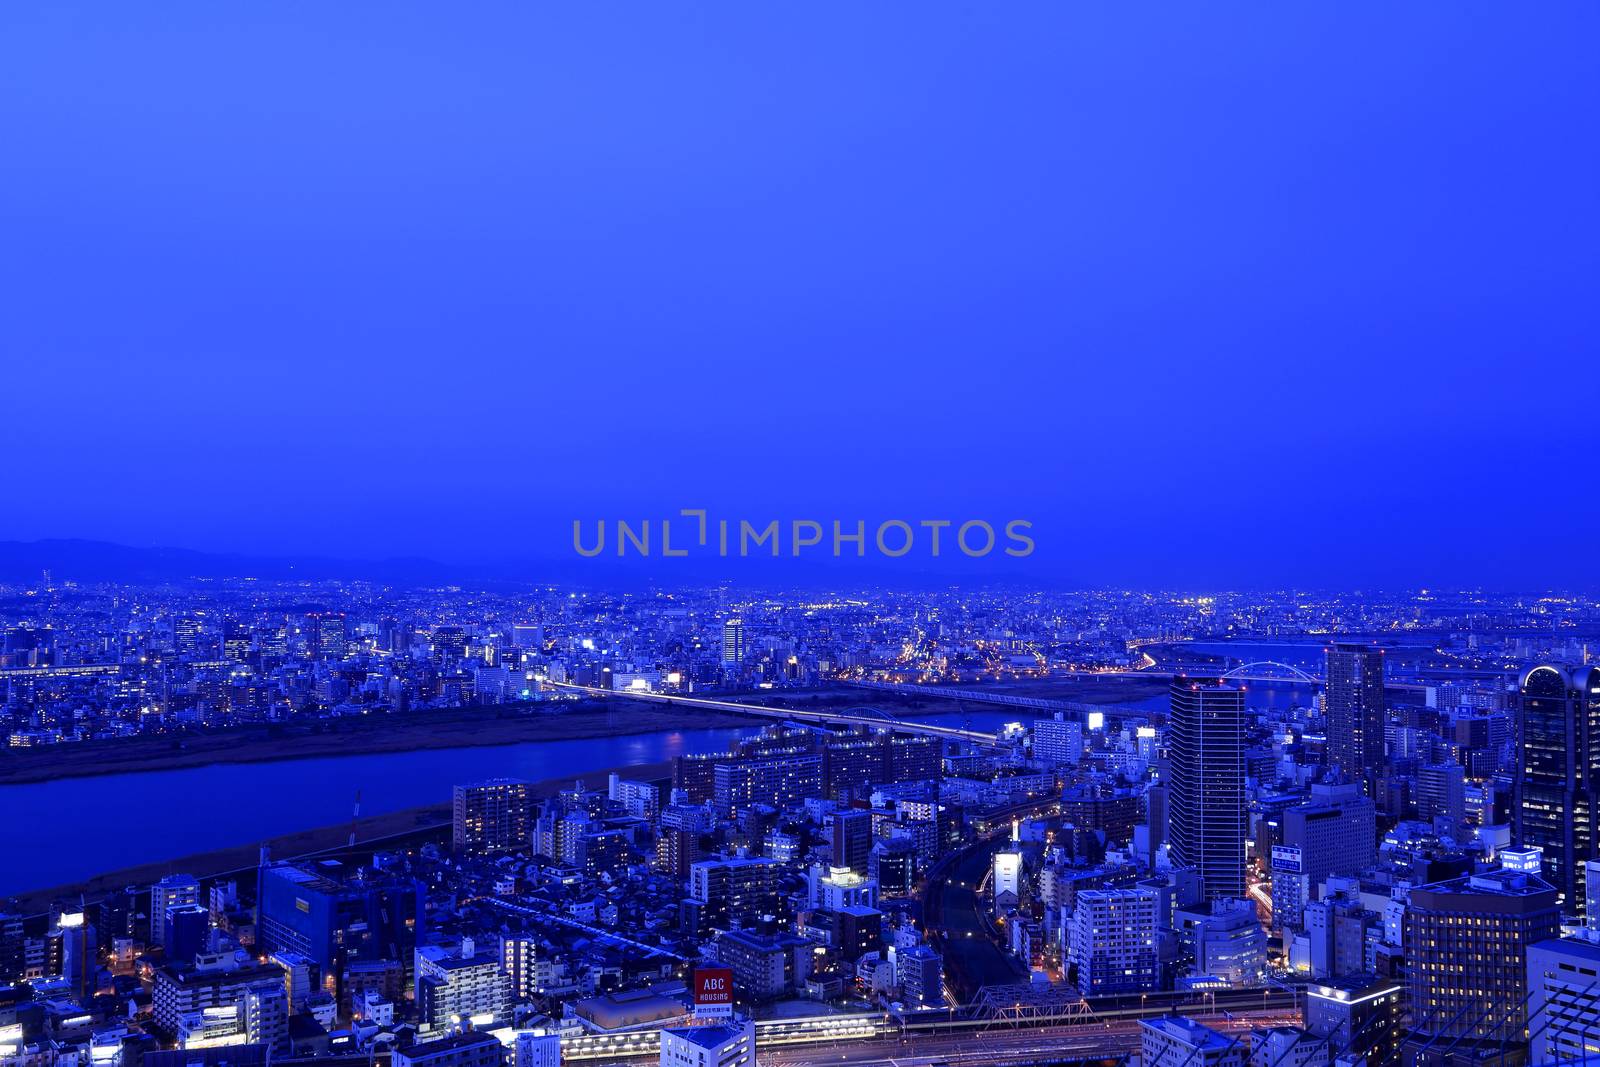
[1,708,1035,897]
[2,683,1332,898]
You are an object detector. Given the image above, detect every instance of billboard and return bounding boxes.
[1271,845,1303,874]
[694,968,734,1019]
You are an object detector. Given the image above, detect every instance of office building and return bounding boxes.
[660,1019,754,1067]
[1589,860,1600,932]
[165,903,210,966]
[1168,680,1247,900]
[1249,1028,1328,1067]
[304,613,347,661]
[1185,898,1267,985]
[1525,935,1600,1064]
[826,904,884,963]
[1272,782,1376,931]
[871,838,917,897]
[1305,975,1402,1067]
[257,863,423,977]
[1298,893,1375,981]
[1515,664,1600,918]
[1141,1016,1246,1067]
[832,810,874,876]
[1402,869,1561,1064]
[512,1031,561,1067]
[1416,762,1465,826]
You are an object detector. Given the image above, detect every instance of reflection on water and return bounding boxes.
[0,702,1187,896]
[0,727,750,896]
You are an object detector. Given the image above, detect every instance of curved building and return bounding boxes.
[1514,664,1600,917]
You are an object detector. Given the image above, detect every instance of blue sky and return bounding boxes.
[1,4,1596,588]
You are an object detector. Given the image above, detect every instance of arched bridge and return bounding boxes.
[1220,661,1320,683]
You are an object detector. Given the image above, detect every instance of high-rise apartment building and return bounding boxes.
[688,858,779,933]
[453,778,533,854]
[1325,644,1386,788]
[150,874,200,950]
[1032,715,1084,765]
[1067,887,1159,995]
[1168,680,1247,900]
[721,619,745,666]
[415,939,512,1034]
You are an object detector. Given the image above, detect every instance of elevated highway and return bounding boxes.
[541,680,1007,748]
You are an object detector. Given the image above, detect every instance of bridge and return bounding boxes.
[1221,660,1320,682]
[1052,664,1327,685]
[851,667,1436,706]
[843,680,1126,723]
[541,680,1007,748]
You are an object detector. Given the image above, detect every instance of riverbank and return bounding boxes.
[0,676,1164,787]
[0,701,758,786]
[4,760,672,916]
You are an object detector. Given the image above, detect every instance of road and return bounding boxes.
[541,680,1005,747]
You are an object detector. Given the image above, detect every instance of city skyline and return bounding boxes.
[4,4,1600,1066]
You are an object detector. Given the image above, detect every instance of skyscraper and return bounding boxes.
[305,612,348,661]
[1168,679,1247,901]
[1515,664,1600,917]
[721,618,745,666]
[1324,644,1385,788]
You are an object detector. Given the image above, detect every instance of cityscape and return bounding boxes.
[4,3,1598,1067]
[2,575,1599,1067]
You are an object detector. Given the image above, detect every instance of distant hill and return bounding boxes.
[0,539,465,586]
[0,537,1048,591]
